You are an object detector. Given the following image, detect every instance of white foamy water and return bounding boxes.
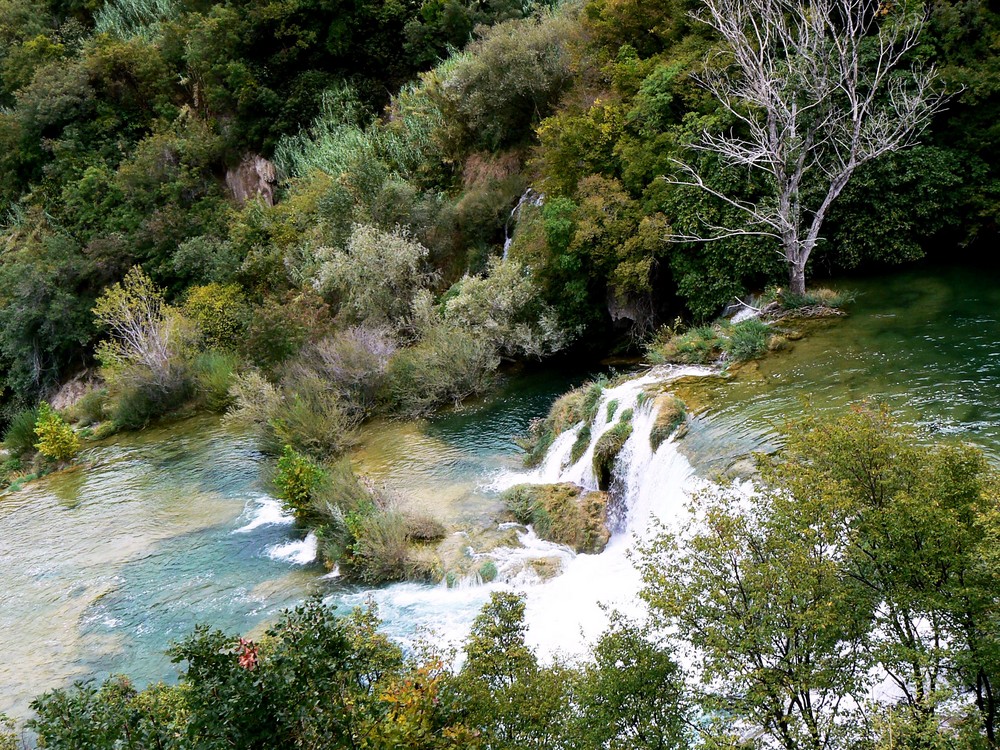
[265,532,318,565]
[233,495,294,533]
[343,365,714,661]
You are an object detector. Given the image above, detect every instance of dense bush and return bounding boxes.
[2,406,39,458]
[34,402,80,462]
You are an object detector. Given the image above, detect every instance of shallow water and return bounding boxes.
[677,266,1000,469]
[4,265,1000,717]
[0,416,322,718]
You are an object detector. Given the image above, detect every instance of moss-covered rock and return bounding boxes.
[501,482,610,553]
[650,395,686,451]
[517,378,607,467]
[592,418,632,491]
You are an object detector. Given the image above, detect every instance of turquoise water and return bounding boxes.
[4,266,1000,719]
[678,266,1000,469]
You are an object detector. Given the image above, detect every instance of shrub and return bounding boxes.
[386,324,500,416]
[441,257,567,359]
[70,389,108,426]
[315,224,436,327]
[34,402,80,462]
[274,446,325,520]
[295,327,397,418]
[183,284,250,352]
[3,406,39,458]
[191,351,238,413]
[346,509,413,584]
[725,318,770,362]
[109,379,191,430]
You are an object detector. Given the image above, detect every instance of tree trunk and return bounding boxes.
[788,263,806,296]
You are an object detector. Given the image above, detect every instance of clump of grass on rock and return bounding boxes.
[501,482,610,554]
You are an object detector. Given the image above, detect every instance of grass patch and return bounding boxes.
[518,376,607,468]
[2,407,39,458]
[501,483,610,553]
[650,395,686,450]
[569,424,591,465]
[648,318,773,366]
[725,318,770,362]
[776,287,855,310]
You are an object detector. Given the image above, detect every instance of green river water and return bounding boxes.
[2,264,999,719]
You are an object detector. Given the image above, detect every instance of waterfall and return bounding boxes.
[342,365,714,659]
[502,188,544,261]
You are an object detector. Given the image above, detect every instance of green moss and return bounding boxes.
[605,399,619,421]
[592,421,633,491]
[501,483,610,553]
[650,395,686,450]
[569,424,591,465]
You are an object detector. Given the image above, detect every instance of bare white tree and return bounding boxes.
[668,0,948,295]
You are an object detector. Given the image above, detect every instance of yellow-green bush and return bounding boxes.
[34,403,80,462]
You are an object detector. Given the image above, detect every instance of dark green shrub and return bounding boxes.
[274,446,325,520]
[3,406,39,458]
[110,379,191,430]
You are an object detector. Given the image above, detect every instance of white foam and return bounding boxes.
[234,495,294,533]
[265,532,318,565]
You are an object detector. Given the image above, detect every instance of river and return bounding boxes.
[2,264,998,718]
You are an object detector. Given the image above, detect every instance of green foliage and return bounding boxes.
[441,257,567,359]
[34,402,80,462]
[69,388,108,426]
[569,614,689,750]
[317,223,435,328]
[3,406,39,458]
[431,12,578,154]
[452,591,571,748]
[273,445,325,520]
[345,509,415,584]
[640,405,1000,747]
[724,317,770,362]
[183,284,250,352]
[386,323,500,417]
[191,350,237,413]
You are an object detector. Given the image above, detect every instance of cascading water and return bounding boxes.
[502,188,544,261]
[335,365,714,660]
